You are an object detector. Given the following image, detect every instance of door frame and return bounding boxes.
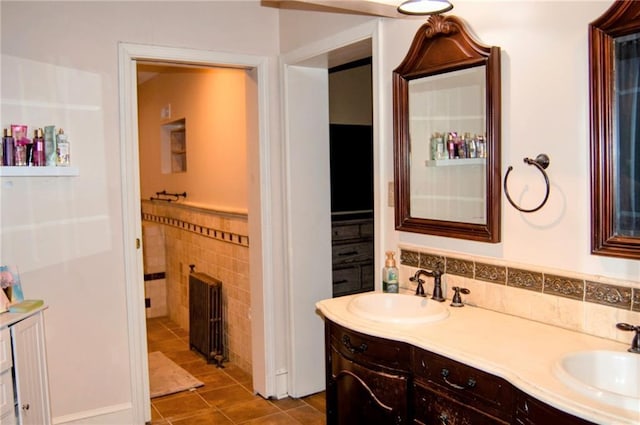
[118,42,275,423]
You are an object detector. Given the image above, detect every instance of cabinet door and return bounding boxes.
[329,345,408,425]
[11,313,51,425]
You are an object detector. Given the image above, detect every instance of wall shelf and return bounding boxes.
[0,166,79,177]
[425,158,485,167]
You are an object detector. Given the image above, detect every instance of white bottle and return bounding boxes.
[382,251,399,293]
[56,129,70,166]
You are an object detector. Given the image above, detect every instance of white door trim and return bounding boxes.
[118,42,275,423]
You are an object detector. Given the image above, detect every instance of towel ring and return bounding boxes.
[503,154,550,213]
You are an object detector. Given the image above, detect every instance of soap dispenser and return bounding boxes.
[382,251,399,293]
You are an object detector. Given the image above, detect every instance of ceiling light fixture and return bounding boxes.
[397,0,453,15]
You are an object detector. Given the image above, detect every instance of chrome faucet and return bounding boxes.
[409,268,445,302]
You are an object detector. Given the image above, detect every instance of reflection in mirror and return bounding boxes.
[393,14,501,243]
[614,33,640,238]
[590,0,640,259]
[408,66,487,224]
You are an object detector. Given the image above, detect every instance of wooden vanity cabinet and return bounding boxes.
[325,320,600,425]
[326,321,410,424]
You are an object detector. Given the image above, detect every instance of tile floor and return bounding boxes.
[147,317,326,425]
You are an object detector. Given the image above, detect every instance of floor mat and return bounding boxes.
[148,351,204,398]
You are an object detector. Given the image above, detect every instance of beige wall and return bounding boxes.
[138,67,249,212]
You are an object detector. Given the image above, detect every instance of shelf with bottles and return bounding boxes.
[0,166,79,177]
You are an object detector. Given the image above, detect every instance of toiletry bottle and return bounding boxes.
[447,133,456,159]
[2,128,14,166]
[44,125,56,166]
[56,128,70,166]
[32,128,45,166]
[382,251,399,294]
[14,138,27,166]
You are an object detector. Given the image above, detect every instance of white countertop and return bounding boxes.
[316,293,640,425]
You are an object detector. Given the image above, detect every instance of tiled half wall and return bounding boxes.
[399,246,640,346]
[141,200,251,374]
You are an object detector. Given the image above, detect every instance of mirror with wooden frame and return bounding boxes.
[393,15,501,242]
[590,0,640,259]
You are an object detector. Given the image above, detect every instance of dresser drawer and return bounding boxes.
[329,323,410,372]
[413,348,515,421]
[0,329,12,373]
[331,218,373,241]
[332,242,373,265]
[333,264,374,297]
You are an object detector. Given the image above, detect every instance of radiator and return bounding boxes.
[189,271,225,367]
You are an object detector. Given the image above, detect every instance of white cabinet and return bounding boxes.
[0,308,51,425]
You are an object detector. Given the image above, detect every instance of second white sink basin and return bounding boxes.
[347,292,449,324]
[553,350,640,411]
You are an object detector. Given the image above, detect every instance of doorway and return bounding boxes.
[281,26,378,397]
[119,43,274,424]
[135,60,254,377]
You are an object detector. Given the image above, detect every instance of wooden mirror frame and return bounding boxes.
[393,15,501,242]
[590,0,640,259]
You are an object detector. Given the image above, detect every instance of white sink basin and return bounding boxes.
[347,293,449,324]
[553,350,640,411]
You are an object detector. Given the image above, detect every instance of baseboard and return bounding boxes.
[52,402,135,425]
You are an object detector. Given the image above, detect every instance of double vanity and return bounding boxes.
[317,292,639,425]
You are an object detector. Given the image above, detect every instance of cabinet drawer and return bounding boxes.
[413,381,508,425]
[515,392,596,425]
[332,267,363,295]
[333,264,374,296]
[0,369,15,418]
[0,329,12,372]
[329,323,410,372]
[332,242,373,265]
[332,223,361,240]
[413,348,515,421]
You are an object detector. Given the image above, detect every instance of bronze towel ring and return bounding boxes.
[503,154,550,213]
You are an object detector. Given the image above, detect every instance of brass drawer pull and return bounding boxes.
[441,368,476,390]
[342,335,368,354]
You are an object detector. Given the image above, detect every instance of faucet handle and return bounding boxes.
[450,287,470,307]
[616,323,640,353]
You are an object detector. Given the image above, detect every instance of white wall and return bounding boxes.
[377,1,640,283]
[280,1,638,282]
[1,1,280,422]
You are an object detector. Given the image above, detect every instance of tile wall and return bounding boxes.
[141,200,252,374]
[399,245,640,346]
[143,222,168,318]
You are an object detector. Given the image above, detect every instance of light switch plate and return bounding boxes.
[388,181,394,207]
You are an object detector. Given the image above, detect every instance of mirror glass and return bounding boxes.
[408,66,487,224]
[590,1,640,259]
[613,32,640,238]
[393,14,501,243]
